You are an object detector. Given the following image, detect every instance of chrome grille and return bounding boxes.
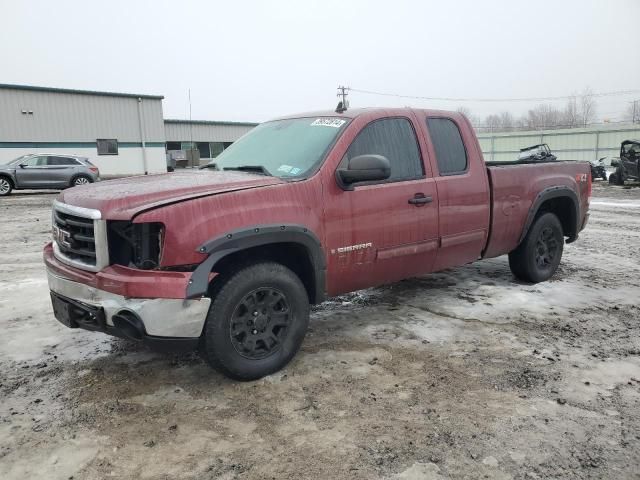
[52,201,109,272]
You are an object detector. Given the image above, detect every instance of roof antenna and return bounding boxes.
[336,85,349,113]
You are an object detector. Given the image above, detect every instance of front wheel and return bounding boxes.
[0,177,12,196]
[509,212,564,283]
[201,262,310,380]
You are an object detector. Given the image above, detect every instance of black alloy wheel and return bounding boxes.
[229,287,291,360]
[534,226,560,272]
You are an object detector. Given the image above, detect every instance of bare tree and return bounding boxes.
[625,101,639,123]
[456,106,480,127]
[475,87,602,133]
[484,114,501,132]
[456,106,471,117]
[499,111,514,131]
[578,87,597,126]
[563,96,579,128]
[525,104,563,130]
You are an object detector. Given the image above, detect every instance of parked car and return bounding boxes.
[517,143,557,162]
[590,157,608,181]
[0,154,100,196]
[609,140,640,185]
[43,108,591,380]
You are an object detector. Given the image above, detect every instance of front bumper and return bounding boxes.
[46,268,211,348]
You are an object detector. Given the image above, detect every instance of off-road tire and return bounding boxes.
[71,175,92,187]
[0,176,13,196]
[201,262,310,381]
[509,212,564,283]
[611,169,625,186]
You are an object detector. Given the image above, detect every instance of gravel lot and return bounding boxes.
[1,182,639,480]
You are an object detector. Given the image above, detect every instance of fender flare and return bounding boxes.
[519,186,580,244]
[186,224,326,302]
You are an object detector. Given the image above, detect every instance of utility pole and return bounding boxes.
[633,100,639,124]
[188,88,195,168]
[336,86,349,113]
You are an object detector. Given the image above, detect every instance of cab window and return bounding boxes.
[343,118,424,182]
[426,118,468,175]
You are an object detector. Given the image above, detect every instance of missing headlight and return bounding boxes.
[107,221,164,270]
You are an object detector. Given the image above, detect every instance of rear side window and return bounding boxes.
[48,156,79,166]
[345,118,424,182]
[426,118,467,175]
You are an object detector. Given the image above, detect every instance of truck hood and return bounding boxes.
[59,170,285,219]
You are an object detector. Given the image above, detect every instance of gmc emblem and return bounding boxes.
[52,225,72,248]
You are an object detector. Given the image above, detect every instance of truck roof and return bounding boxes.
[274,107,462,121]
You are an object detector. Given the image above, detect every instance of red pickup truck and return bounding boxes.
[44,108,591,380]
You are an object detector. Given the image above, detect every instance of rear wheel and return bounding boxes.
[610,168,624,186]
[71,175,92,187]
[201,262,310,380]
[509,212,564,283]
[0,177,13,196]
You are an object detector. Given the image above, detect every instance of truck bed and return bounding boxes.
[483,161,590,259]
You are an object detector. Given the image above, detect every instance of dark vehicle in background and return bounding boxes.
[0,154,100,196]
[609,140,640,185]
[590,157,608,181]
[517,143,557,162]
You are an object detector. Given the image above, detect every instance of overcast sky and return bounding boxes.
[1,0,638,123]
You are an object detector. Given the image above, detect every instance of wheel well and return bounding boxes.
[537,196,576,237]
[209,242,317,303]
[0,174,14,187]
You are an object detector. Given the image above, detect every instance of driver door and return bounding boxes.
[15,155,48,187]
[322,116,439,295]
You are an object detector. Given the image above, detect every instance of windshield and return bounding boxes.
[214,117,349,178]
[622,142,640,156]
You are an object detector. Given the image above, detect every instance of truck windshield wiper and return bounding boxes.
[223,165,272,176]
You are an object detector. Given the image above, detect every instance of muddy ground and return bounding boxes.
[1,182,639,480]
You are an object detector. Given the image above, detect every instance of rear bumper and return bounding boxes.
[46,265,210,348]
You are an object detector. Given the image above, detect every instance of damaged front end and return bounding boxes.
[107,221,164,270]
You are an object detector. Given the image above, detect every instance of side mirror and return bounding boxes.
[610,158,620,167]
[19,164,26,168]
[337,154,390,188]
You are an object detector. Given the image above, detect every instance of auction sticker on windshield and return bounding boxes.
[277,164,294,173]
[310,118,346,128]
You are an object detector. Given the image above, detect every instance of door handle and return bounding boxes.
[408,194,433,206]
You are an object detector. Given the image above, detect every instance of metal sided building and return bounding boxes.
[477,124,640,163]
[0,84,166,176]
[164,119,257,164]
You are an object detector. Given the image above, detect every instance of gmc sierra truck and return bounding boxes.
[44,108,591,380]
